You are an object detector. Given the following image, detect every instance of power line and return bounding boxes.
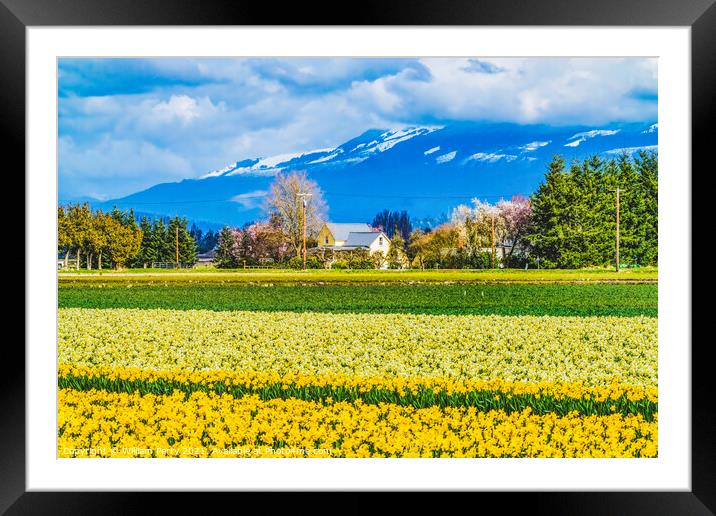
[323,192,514,200]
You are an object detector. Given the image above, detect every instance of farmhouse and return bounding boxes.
[316,222,390,256]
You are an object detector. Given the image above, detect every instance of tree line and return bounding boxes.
[371,210,412,241]
[58,204,198,269]
[403,151,657,269]
[135,215,198,267]
[529,152,657,268]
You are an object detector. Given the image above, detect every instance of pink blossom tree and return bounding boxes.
[496,195,533,259]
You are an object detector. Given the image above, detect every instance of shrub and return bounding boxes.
[351,258,375,269]
[331,259,349,270]
[287,256,303,269]
[305,256,321,269]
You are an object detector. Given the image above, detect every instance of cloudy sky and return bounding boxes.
[58,57,657,200]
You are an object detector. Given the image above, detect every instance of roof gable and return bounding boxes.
[325,222,372,241]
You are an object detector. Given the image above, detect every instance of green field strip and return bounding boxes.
[58,373,658,421]
[57,267,658,285]
[58,284,657,317]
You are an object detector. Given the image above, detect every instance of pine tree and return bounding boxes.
[529,156,575,268]
[215,226,238,268]
[135,216,158,268]
[635,150,658,265]
[152,218,171,263]
[167,216,198,266]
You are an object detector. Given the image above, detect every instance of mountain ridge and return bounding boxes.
[80,121,658,228]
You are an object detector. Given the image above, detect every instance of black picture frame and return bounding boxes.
[5,0,712,513]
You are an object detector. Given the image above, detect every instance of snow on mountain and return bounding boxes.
[370,126,442,152]
[223,149,333,177]
[604,145,659,155]
[435,151,457,164]
[206,126,443,175]
[200,161,242,179]
[519,141,551,152]
[564,129,620,147]
[307,149,344,164]
[466,152,518,163]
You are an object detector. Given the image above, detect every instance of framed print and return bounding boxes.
[5,0,713,513]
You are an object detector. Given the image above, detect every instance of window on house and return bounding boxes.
[325,236,329,245]
[379,237,383,245]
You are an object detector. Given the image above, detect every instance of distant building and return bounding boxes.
[196,249,217,267]
[316,222,390,256]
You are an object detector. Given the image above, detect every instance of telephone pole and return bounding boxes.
[609,188,622,272]
[297,192,312,271]
[491,214,496,269]
[175,225,179,269]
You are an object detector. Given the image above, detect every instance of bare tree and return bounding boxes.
[265,171,327,257]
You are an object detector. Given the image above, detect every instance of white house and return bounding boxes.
[316,222,390,256]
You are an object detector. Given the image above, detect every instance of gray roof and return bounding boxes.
[345,231,387,247]
[322,246,363,251]
[325,223,372,241]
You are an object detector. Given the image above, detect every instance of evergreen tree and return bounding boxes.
[215,226,239,268]
[529,156,579,268]
[151,218,171,263]
[134,216,158,267]
[634,150,658,264]
[202,229,219,253]
[167,216,198,266]
[372,210,412,240]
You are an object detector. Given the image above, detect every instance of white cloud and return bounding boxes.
[386,57,657,125]
[424,146,440,155]
[58,135,194,199]
[466,152,518,163]
[230,190,268,209]
[147,95,222,125]
[519,140,551,152]
[564,129,620,147]
[436,151,457,164]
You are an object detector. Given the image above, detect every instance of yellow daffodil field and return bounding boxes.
[57,274,658,458]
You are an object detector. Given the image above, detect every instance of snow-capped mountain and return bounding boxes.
[93,121,658,227]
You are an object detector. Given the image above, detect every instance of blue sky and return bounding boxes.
[58,57,657,201]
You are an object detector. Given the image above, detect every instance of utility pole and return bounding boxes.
[491,214,496,269]
[297,192,312,271]
[175,225,179,269]
[609,187,622,272]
